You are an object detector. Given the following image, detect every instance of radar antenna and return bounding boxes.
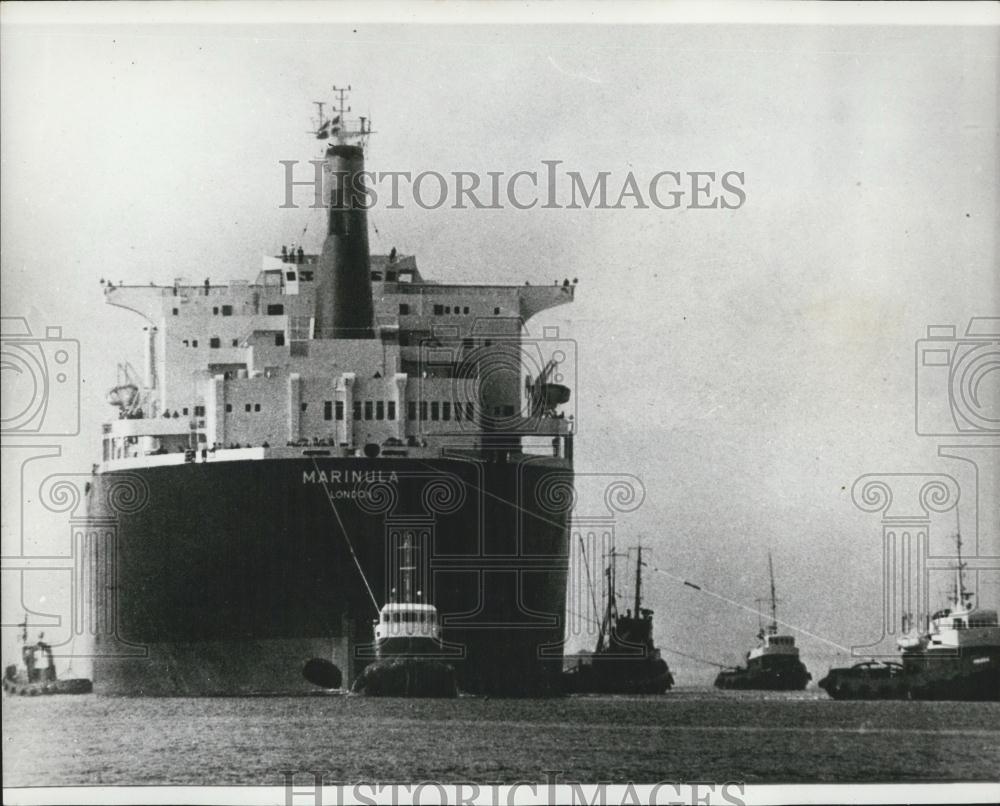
[310,84,373,147]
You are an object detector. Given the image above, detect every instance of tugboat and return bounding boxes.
[563,543,674,694]
[819,532,999,701]
[714,554,811,691]
[3,622,92,696]
[350,534,458,697]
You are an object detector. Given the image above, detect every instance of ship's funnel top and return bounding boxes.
[311,86,376,339]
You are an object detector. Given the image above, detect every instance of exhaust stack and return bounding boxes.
[312,91,375,340]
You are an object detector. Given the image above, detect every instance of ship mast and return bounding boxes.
[953,527,971,611]
[597,547,627,652]
[401,533,417,604]
[578,537,601,628]
[767,552,778,633]
[634,544,643,617]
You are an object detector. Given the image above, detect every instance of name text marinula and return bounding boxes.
[303,469,400,484]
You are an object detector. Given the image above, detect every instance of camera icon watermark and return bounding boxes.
[2,470,150,663]
[1,317,80,436]
[414,319,577,439]
[850,313,1000,658]
[915,316,999,436]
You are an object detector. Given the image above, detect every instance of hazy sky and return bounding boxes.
[2,17,997,681]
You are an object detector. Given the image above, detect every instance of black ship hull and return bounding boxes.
[817,662,906,701]
[352,655,458,698]
[819,647,1000,701]
[3,676,93,696]
[562,655,674,695]
[714,655,811,691]
[351,641,458,697]
[374,636,452,659]
[352,630,459,697]
[905,649,1000,700]
[85,455,572,696]
[899,645,1000,701]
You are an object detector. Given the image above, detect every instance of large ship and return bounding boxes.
[84,88,576,696]
[563,544,674,694]
[819,533,999,701]
[714,554,811,691]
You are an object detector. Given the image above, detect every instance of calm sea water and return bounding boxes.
[3,688,999,787]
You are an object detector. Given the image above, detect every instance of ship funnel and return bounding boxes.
[314,143,375,339]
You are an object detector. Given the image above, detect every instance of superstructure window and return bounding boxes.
[232,339,239,347]
[431,402,440,421]
[493,307,500,315]
[353,401,362,420]
[275,333,285,347]
[324,401,333,421]
[210,337,221,348]
[434,304,444,315]
[376,401,385,420]
[286,271,297,281]
[222,305,233,316]
[301,402,308,412]
[245,404,252,412]
[213,307,219,315]
[254,403,261,412]
[388,401,396,421]
[225,404,233,413]
[442,402,451,421]
[172,308,179,316]
[267,304,284,315]
[420,401,428,421]
[336,401,344,421]
[399,303,410,315]
[408,402,417,421]
[299,271,313,281]
[364,401,374,420]
[195,406,205,416]
[192,339,199,348]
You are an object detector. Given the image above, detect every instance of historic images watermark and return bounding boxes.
[280,162,747,212]
[1,316,149,663]
[0,317,80,437]
[280,770,747,806]
[850,316,999,657]
[416,321,577,438]
[914,318,999,437]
